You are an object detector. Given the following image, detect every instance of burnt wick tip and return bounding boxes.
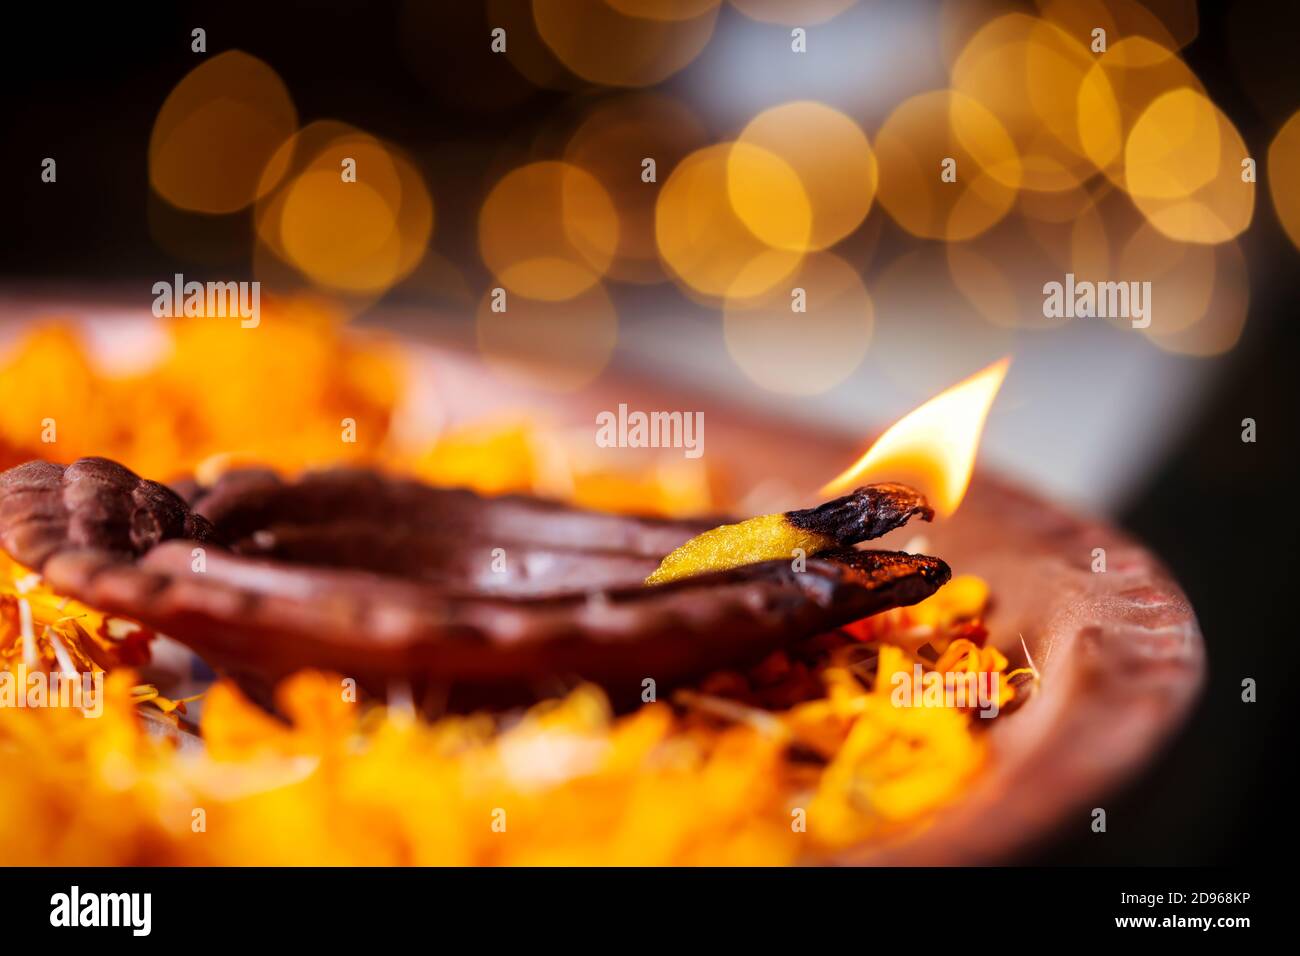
[786,482,935,545]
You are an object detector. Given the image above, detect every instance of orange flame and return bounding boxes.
[820,357,1011,517]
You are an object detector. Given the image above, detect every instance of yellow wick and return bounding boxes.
[645,513,835,585]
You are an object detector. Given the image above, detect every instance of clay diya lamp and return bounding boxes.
[0,458,947,709]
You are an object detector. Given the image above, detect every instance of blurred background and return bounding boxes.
[0,0,1294,865]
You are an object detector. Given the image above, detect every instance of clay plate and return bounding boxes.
[0,312,1206,864]
[408,348,1206,865]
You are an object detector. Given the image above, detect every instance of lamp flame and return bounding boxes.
[820,357,1011,517]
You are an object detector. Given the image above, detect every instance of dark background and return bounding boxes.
[1,0,1295,866]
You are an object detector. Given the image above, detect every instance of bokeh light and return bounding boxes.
[874,90,1021,241]
[1076,35,1203,185]
[254,122,434,295]
[725,141,813,253]
[734,101,878,251]
[149,51,297,214]
[1125,87,1222,200]
[255,120,357,251]
[656,143,806,301]
[281,176,398,289]
[1037,0,1189,52]
[1144,239,1249,356]
[479,161,620,301]
[564,93,708,283]
[532,0,719,87]
[486,0,587,92]
[1126,88,1254,243]
[1118,218,1217,335]
[952,14,1100,193]
[1267,110,1300,254]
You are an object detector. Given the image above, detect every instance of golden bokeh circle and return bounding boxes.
[1126,89,1254,244]
[1267,110,1300,254]
[254,124,433,295]
[656,143,806,301]
[725,141,813,252]
[734,101,878,251]
[255,121,362,254]
[874,90,1021,241]
[149,51,298,214]
[479,161,620,302]
[280,174,400,291]
[1125,87,1221,200]
[952,14,1100,192]
[1076,36,1203,186]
